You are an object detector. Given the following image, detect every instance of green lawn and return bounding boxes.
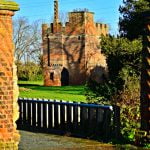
[18,81,86,102]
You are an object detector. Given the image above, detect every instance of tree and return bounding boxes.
[119,0,150,39]
[17,61,42,81]
[13,17,42,63]
[101,36,142,78]
[86,36,143,141]
[86,36,142,103]
[13,17,42,81]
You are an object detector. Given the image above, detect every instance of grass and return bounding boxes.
[18,80,86,102]
[18,80,44,85]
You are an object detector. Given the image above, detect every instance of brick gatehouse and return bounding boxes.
[42,0,108,86]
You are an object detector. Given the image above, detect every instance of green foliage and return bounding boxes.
[85,79,117,104]
[114,77,141,142]
[16,61,43,81]
[19,81,86,102]
[86,36,142,142]
[119,0,150,39]
[101,36,142,77]
[117,0,150,144]
[144,143,150,149]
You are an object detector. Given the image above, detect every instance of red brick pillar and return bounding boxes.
[0,1,20,149]
[140,11,150,136]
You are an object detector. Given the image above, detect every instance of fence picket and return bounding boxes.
[32,102,36,127]
[102,109,112,141]
[43,102,47,128]
[37,102,42,127]
[48,103,52,128]
[113,105,120,139]
[27,101,32,126]
[80,106,88,134]
[54,101,59,128]
[23,100,27,124]
[67,103,72,131]
[88,107,96,135]
[96,108,103,136]
[73,104,78,132]
[60,101,66,130]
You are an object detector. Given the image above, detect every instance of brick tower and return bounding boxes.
[42,0,108,86]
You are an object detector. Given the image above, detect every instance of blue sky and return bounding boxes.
[14,0,123,35]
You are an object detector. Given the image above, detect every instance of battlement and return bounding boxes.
[42,10,108,36]
[95,23,108,30]
[68,11,94,23]
[95,23,109,36]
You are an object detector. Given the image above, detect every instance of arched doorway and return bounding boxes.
[61,68,69,86]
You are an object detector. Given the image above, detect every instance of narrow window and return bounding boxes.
[47,37,50,66]
[78,36,81,40]
[50,72,54,80]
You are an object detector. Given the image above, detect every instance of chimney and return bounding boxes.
[54,0,59,23]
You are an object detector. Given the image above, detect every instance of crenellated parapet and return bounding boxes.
[42,11,108,37]
[95,23,109,36]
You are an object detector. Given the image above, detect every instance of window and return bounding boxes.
[50,72,54,80]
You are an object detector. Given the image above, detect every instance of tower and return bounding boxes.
[42,3,108,86]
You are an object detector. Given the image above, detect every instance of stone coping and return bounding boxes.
[0,0,19,11]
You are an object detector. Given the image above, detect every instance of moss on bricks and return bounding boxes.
[0,0,19,11]
[0,141,18,150]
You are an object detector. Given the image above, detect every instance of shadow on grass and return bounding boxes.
[18,84,41,86]
[19,84,85,95]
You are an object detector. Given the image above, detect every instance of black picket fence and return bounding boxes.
[17,98,120,141]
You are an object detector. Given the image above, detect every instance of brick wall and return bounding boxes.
[0,3,20,149]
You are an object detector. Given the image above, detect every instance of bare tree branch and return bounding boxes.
[13,17,42,63]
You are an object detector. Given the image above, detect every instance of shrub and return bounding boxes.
[16,61,43,81]
[86,75,140,142]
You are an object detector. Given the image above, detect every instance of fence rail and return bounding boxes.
[17,98,120,140]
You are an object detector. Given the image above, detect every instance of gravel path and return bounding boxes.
[19,130,115,150]
[19,130,144,150]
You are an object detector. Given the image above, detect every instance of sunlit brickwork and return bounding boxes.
[0,1,20,149]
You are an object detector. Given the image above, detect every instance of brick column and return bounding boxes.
[140,11,150,136]
[0,1,20,149]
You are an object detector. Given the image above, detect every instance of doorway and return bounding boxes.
[61,68,69,86]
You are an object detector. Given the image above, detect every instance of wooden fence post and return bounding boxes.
[113,105,120,139]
